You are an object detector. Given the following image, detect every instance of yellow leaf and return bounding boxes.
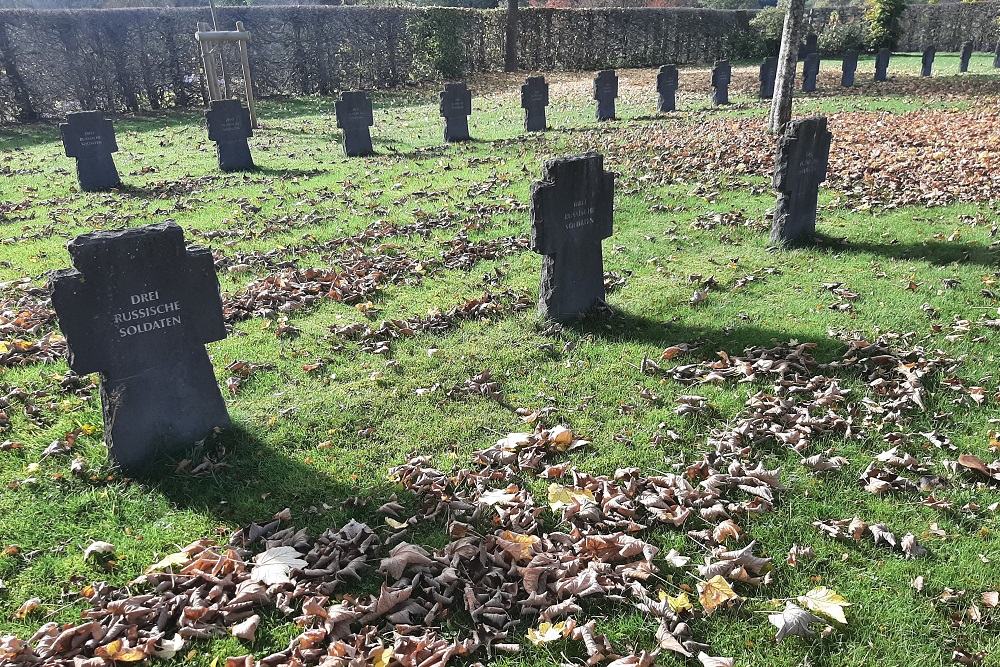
[146,551,190,573]
[385,517,407,530]
[797,586,850,624]
[372,647,393,667]
[667,591,694,613]
[527,621,566,645]
[698,575,737,615]
[497,530,539,562]
[547,483,595,511]
[96,639,147,662]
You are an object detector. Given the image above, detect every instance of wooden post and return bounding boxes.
[504,0,518,72]
[768,0,805,135]
[236,21,257,128]
[197,22,221,101]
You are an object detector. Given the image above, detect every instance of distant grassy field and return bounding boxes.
[1,55,999,667]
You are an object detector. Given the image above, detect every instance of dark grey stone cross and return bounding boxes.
[49,222,230,473]
[711,60,731,105]
[205,99,254,172]
[521,76,549,132]
[531,152,614,320]
[921,46,936,77]
[960,41,973,73]
[593,70,618,121]
[874,48,891,81]
[842,51,858,87]
[60,111,121,192]
[440,82,472,142]
[798,33,818,61]
[771,116,832,246]
[657,65,678,112]
[335,90,375,157]
[802,53,820,93]
[759,57,777,99]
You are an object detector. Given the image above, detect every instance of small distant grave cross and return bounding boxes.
[60,111,121,192]
[994,40,1000,69]
[759,57,777,99]
[960,41,973,73]
[921,46,936,77]
[771,116,832,246]
[874,48,891,81]
[531,152,614,320]
[440,82,472,142]
[335,90,375,157]
[205,99,254,172]
[711,60,731,105]
[657,65,679,112]
[593,70,618,121]
[802,53,820,93]
[49,222,230,473]
[521,76,549,132]
[841,51,858,87]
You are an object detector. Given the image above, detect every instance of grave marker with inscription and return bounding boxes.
[921,46,936,77]
[440,82,472,142]
[960,41,974,73]
[531,152,614,320]
[205,99,254,172]
[49,223,230,473]
[60,111,121,192]
[593,70,618,121]
[759,57,777,99]
[335,90,375,157]
[711,60,731,105]
[771,116,832,246]
[657,65,679,112]
[802,52,820,92]
[875,48,891,81]
[521,76,549,132]
[842,50,858,87]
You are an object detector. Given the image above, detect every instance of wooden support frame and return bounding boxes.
[195,20,257,128]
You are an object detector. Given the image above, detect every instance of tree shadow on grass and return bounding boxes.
[814,232,999,267]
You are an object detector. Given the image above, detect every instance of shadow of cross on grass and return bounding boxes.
[814,232,999,268]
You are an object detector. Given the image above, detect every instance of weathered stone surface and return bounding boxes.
[759,57,777,99]
[875,48,891,81]
[49,222,230,473]
[60,111,121,192]
[711,60,731,105]
[205,99,254,172]
[960,41,974,73]
[657,64,679,112]
[842,50,858,87]
[802,52,820,92]
[440,82,472,142]
[994,40,1000,68]
[531,152,614,320]
[593,70,618,121]
[771,116,831,246]
[335,90,375,157]
[921,46,936,77]
[521,76,549,132]
[798,32,818,60]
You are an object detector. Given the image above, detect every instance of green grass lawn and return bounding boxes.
[1,60,1000,667]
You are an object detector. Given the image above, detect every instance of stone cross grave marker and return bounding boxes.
[771,116,832,246]
[205,99,254,172]
[921,46,936,77]
[521,76,549,132]
[335,90,375,157]
[49,222,230,473]
[799,33,818,60]
[60,111,121,192]
[531,152,614,320]
[440,82,472,142]
[802,53,820,92]
[875,48,891,81]
[994,40,1000,68]
[593,70,618,121]
[711,60,731,105]
[759,57,777,99]
[657,65,679,112]
[842,50,858,87]
[960,41,974,73]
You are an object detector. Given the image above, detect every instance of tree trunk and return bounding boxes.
[0,22,36,123]
[504,0,518,72]
[768,0,805,134]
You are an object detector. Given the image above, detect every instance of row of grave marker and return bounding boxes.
[51,112,830,473]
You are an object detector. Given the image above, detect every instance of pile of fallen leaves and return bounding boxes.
[0,278,64,368]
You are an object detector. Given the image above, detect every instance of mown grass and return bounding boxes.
[1,60,1000,667]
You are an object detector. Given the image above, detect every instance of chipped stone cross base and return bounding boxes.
[874,48,891,81]
[770,116,832,246]
[49,223,230,473]
[593,70,618,121]
[205,99,254,172]
[802,53,820,93]
[336,91,375,157]
[960,41,974,73]
[440,82,472,142]
[60,111,121,192]
[657,65,678,112]
[921,47,936,77]
[531,153,614,320]
[521,76,549,132]
[759,57,777,99]
[842,51,858,87]
[711,60,731,106]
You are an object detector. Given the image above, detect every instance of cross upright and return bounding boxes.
[49,222,230,473]
[759,57,777,99]
[531,152,614,320]
[521,76,549,132]
[440,82,472,142]
[802,52,820,92]
[60,111,121,192]
[205,99,254,172]
[657,65,679,112]
[921,46,936,77]
[335,90,375,157]
[711,60,731,105]
[874,48,891,81]
[841,51,858,87]
[960,41,973,73]
[593,70,618,121]
[771,116,832,246]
